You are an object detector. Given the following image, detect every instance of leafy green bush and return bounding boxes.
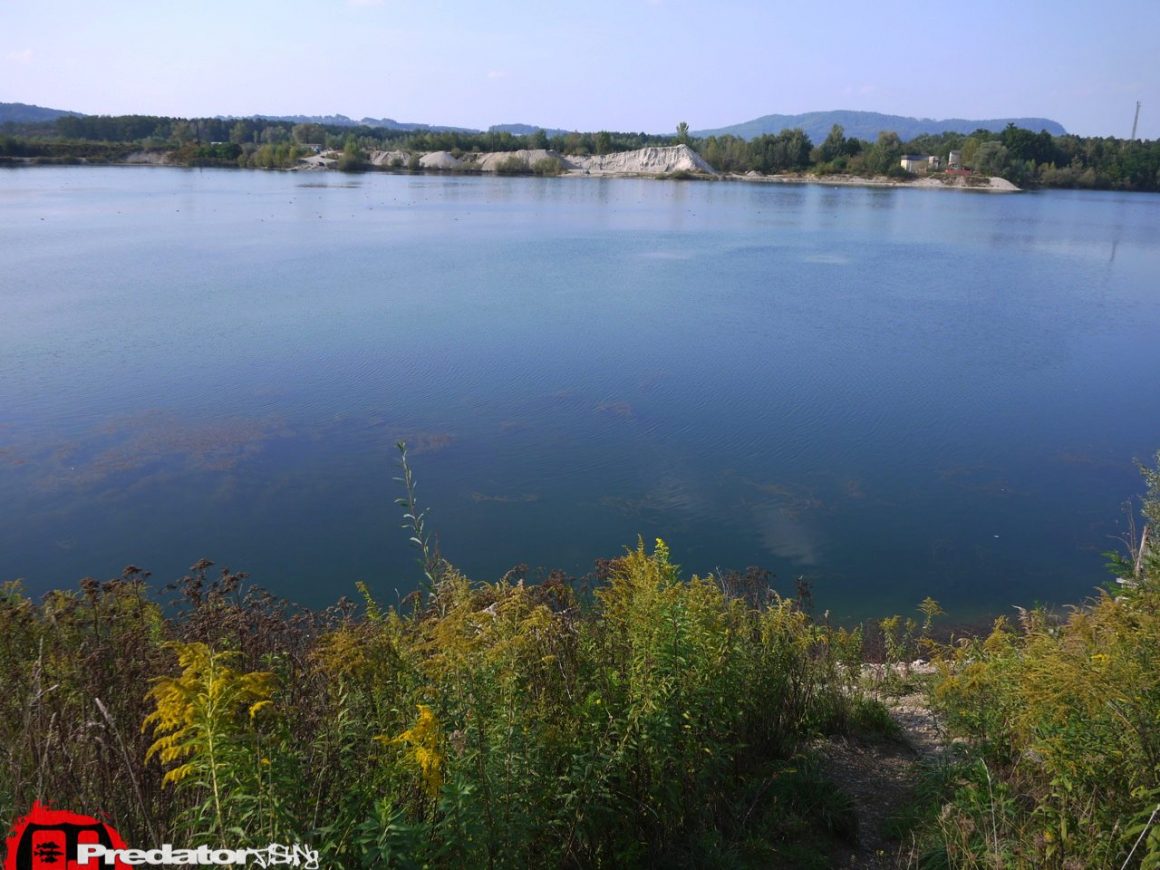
[531,156,564,176]
[493,155,529,175]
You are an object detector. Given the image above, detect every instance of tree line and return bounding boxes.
[2,113,1158,190]
[701,122,1160,190]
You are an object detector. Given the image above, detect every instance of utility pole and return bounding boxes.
[1131,101,1141,140]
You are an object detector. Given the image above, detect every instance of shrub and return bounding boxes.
[494,154,529,175]
[531,156,564,176]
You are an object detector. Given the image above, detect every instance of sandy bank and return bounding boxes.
[735,171,1020,193]
[368,149,410,167]
[299,152,335,169]
[289,144,1017,191]
[393,145,716,178]
[460,148,560,171]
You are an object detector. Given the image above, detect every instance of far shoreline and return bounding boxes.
[724,170,1021,193]
[2,142,1023,192]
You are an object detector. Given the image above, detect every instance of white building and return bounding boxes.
[900,154,946,173]
[900,154,928,173]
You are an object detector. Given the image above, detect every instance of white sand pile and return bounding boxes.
[463,149,571,172]
[747,172,1020,193]
[298,152,336,170]
[419,151,462,170]
[369,149,411,167]
[980,176,1020,192]
[911,174,1021,192]
[405,144,711,177]
[570,145,714,176]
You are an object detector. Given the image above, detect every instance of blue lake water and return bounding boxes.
[2,166,1158,620]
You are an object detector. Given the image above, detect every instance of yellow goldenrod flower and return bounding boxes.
[386,704,444,798]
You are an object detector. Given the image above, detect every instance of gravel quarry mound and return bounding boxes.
[405,144,715,178]
[368,149,411,167]
[569,144,715,176]
[462,148,563,171]
[418,150,462,170]
[317,144,719,178]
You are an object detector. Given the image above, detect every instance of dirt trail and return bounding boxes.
[825,687,947,868]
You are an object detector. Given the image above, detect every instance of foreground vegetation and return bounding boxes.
[897,455,1160,869]
[0,436,878,867]
[3,112,1159,191]
[2,450,1157,867]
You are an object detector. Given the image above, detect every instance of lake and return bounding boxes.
[2,166,1158,620]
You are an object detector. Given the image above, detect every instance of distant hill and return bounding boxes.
[0,104,479,133]
[693,110,1067,143]
[2,102,1069,144]
[0,102,82,124]
[489,123,570,138]
[238,114,478,134]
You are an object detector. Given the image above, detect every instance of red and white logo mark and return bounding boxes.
[3,803,129,870]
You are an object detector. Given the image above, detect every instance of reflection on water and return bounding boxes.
[754,505,823,566]
[1,168,1158,620]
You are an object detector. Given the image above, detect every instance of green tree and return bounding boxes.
[675,121,689,144]
[172,120,197,146]
[752,129,813,172]
[337,136,367,172]
[228,121,252,145]
[818,123,847,163]
[864,131,904,175]
[291,123,326,145]
[973,141,1009,176]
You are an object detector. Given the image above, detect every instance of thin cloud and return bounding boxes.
[347,0,383,6]
[6,48,33,64]
[487,70,509,80]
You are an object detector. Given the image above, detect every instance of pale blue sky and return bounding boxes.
[2,0,1156,138]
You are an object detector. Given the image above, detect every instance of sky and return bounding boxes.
[2,0,1157,139]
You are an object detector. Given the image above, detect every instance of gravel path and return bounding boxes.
[824,686,947,868]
